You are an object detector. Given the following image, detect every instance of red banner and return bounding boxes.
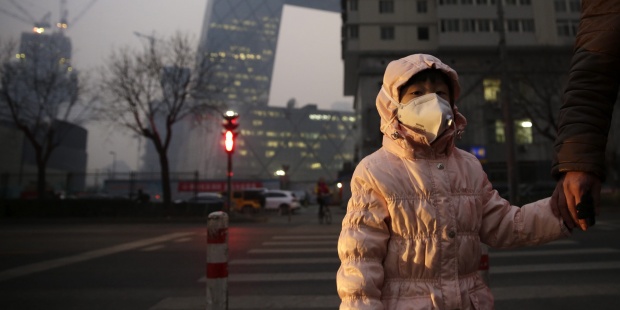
[177,181,263,192]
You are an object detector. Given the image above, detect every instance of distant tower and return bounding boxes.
[196,0,339,109]
[167,0,340,179]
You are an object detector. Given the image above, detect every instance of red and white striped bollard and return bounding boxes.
[207,211,228,310]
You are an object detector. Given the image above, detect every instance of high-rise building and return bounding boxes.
[167,0,348,183]
[196,0,340,109]
[341,0,580,189]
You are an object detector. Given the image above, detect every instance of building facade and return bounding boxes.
[166,0,352,184]
[341,0,580,188]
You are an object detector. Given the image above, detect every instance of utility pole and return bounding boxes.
[497,0,519,202]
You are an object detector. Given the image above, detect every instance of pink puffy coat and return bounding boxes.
[336,54,570,310]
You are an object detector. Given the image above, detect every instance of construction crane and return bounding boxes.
[57,0,99,32]
[0,0,52,34]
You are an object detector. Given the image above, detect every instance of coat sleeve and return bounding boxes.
[552,0,620,180]
[478,174,571,249]
[337,163,391,310]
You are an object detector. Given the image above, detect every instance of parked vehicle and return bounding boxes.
[264,190,301,215]
[173,192,225,215]
[227,188,266,214]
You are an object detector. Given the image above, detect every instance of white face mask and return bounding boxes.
[394,93,454,143]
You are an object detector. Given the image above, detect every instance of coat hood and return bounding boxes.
[377,54,467,156]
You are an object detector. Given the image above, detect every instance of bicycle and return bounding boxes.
[319,202,332,225]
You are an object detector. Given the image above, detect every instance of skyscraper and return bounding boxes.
[167,0,343,182]
[196,0,339,109]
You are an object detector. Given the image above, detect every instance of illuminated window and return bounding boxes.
[516,119,533,144]
[267,141,278,147]
[494,119,533,144]
[483,78,500,102]
[311,163,322,169]
[265,150,275,158]
[495,120,505,143]
[252,120,263,126]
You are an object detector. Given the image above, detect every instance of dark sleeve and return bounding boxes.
[552,0,620,180]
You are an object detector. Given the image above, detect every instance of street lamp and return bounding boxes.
[109,151,116,179]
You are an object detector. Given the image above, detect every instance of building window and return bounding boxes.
[515,119,533,144]
[463,19,476,32]
[439,0,458,5]
[418,27,429,40]
[554,0,567,12]
[380,26,395,40]
[417,0,428,13]
[379,0,394,13]
[483,78,500,102]
[478,19,491,32]
[507,19,520,32]
[519,0,531,5]
[522,19,535,32]
[569,0,580,12]
[461,0,473,4]
[349,0,358,11]
[495,120,505,143]
[505,0,516,5]
[349,25,359,39]
[441,19,460,32]
[557,19,579,36]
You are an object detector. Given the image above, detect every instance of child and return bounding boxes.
[336,54,572,309]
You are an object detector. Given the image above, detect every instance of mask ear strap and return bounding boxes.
[381,86,402,108]
[380,86,400,135]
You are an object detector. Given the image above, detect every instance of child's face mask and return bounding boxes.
[395,93,454,143]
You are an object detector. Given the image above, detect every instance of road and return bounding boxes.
[0,205,619,309]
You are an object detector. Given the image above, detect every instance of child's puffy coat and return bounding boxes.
[336,54,570,309]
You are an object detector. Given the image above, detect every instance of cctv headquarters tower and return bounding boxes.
[197,0,339,109]
[167,0,342,181]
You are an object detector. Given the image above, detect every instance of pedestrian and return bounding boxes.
[336,54,573,309]
[552,0,618,231]
[315,177,331,222]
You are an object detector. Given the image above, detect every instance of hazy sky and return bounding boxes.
[0,0,352,173]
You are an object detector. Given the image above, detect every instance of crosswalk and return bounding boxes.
[150,212,620,310]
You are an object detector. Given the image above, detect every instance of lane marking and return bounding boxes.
[490,247,619,258]
[173,237,193,243]
[262,241,336,246]
[150,295,341,309]
[0,232,194,282]
[198,272,336,283]
[491,261,620,274]
[492,283,620,300]
[249,248,335,254]
[272,235,337,240]
[141,245,166,252]
[230,257,339,265]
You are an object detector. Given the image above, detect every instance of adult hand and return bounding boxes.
[562,171,602,231]
[551,176,575,231]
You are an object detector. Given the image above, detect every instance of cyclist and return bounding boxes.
[315,177,331,223]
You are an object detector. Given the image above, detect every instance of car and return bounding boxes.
[263,190,301,215]
[227,188,266,214]
[173,192,225,215]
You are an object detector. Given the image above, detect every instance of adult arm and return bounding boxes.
[552,0,619,229]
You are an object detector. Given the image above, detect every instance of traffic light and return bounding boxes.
[222,111,239,154]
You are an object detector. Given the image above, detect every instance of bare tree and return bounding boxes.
[0,35,92,201]
[98,32,222,207]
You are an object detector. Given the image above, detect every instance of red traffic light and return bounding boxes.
[222,111,238,154]
[224,130,235,153]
